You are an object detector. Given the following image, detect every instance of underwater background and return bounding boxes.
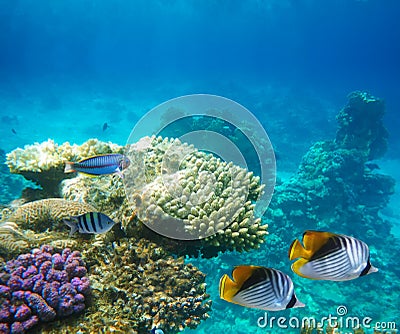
[1,1,399,333]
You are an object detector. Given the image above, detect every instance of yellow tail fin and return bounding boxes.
[289,239,309,260]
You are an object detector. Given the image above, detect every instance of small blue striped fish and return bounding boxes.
[64,212,116,236]
[64,153,130,177]
[289,230,378,281]
[219,265,305,311]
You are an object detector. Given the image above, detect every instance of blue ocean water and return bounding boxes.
[1,0,399,333]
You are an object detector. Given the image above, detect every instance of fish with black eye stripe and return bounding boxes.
[289,230,378,281]
[219,265,305,311]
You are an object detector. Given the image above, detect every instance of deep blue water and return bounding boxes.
[1,1,400,333]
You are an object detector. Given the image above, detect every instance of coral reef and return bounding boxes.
[61,136,268,256]
[335,91,388,160]
[0,219,80,260]
[61,175,125,215]
[34,237,211,334]
[124,136,267,253]
[264,91,395,263]
[7,198,97,233]
[0,245,90,334]
[5,139,123,197]
[83,238,211,333]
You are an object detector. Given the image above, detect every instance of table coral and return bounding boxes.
[5,139,123,197]
[0,245,90,334]
[8,198,96,233]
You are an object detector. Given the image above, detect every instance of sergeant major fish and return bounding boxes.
[289,230,378,281]
[64,153,130,178]
[219,265,305,311]
[64,212,116,236]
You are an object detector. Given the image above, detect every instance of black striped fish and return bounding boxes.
[219,265,305,311]
[289,230,378,281]
[64,153,130,177]
[63,212,116,236]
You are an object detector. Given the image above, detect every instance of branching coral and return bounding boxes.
[5,139,123,197]
[61,175,125,216]
[77,238,210,333]
[123,136,267,255]
[60,136,268,256]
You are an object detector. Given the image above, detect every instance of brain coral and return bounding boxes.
[6,139,123,197]
[8,199,96,233]
[0,245,90,334]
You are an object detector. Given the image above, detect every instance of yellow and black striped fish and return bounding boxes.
[219,265,305,311]
[63,212,116,236]
[289,230,378,281]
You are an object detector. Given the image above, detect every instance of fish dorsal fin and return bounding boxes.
[220,265,260,302]
[232,265,260,286]
[302,230,336,254]
[289,239,310,260]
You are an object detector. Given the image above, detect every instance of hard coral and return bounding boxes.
[265,92,395,261]
[60,135,268,257]
[0,245,90,334]
[8,198,96,233]
[84,237,211,333]
[335,91,388,160]
[123,136,267,255]
[6,139,123,197]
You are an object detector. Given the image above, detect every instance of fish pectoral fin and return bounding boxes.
[289,239,310,260]
[219,274,239,302]
[63,218,78,236]
[302,230,336,253]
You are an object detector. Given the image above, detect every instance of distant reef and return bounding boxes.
[0,149,29,206]
[264,91,395,257]
[1,91,398,333]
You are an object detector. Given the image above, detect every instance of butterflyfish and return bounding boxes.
[219,265,305,311]
[64,153,130,177]
[63,212,116,236]
[289,230,378,281]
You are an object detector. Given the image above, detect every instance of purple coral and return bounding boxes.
[0,245,90,333]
